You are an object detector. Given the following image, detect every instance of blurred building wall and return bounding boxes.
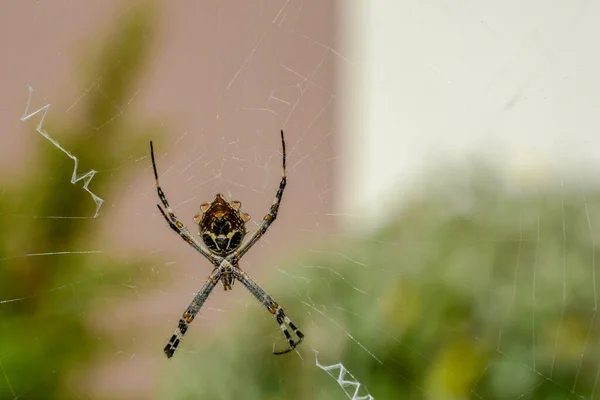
[340,1,600,230]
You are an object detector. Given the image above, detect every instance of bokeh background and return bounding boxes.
[2,1,600,399]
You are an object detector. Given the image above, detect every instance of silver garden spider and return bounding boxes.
[151,130,304,358]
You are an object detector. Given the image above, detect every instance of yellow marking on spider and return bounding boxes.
[193,213,202,224]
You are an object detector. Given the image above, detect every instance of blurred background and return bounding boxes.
[1,1,600,399]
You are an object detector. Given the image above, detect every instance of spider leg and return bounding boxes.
[233,266,304,355]
[150,141,218,265]
[233,130,287,260]
[164,269,222,358]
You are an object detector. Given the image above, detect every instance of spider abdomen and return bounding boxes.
[197,194,248,256]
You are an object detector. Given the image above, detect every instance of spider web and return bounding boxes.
[2,1,600,399]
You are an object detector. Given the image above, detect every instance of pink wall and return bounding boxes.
[1,1,338,398]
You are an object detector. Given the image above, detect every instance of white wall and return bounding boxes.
[340,0,600,230]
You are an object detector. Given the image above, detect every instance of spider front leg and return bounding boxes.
[164,269,222,358]
[150,141,218,265]
[234,130,287,259]
[232,266,304,354]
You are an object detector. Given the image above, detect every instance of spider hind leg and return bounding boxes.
[273,308,304,355]
[163,317,190,358]
[233,267,304,355]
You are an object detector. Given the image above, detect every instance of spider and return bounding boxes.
[150,130,304,358]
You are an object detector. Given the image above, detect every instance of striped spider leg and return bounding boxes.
[231,129,287,260]
[164,268,222,358]
[150,141,220,266]
[232,266,304,354]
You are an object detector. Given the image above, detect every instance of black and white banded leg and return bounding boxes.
[150,141,219,265]
[234,130,287,259]
[164,269,222,358]
[233,267,304,354]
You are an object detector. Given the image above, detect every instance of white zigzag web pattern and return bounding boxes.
[20,86,104,218]
[314,350,375,400]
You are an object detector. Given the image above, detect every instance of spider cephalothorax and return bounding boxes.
[194,194,250,256]
[150,130,304,358]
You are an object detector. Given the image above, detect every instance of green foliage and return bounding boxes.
[162,171,600,399]
[0,3,159,399]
